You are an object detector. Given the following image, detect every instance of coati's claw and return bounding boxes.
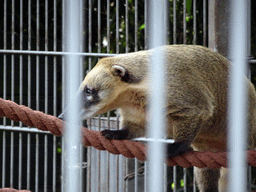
[101,129,129,140]
[167,141,193,158]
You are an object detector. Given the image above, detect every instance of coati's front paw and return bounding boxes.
[167,141,193,158]
[101,129,129,140]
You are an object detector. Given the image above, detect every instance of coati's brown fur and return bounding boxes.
[74,45,256,191]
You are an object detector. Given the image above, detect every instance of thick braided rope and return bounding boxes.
[1,97,256,168]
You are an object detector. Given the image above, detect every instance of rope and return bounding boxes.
[1,98,256,168]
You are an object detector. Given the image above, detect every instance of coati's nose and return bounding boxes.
[58,112,65,120]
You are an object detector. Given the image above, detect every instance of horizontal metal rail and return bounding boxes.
[0,125,51,134]
[0,49,117,57]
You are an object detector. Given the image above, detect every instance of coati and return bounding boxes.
[59,45,256,192]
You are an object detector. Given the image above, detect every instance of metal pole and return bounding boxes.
[148,0,167,192]
[64,1,82,191]
[228,0,248,192]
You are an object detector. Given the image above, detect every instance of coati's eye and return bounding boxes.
[84,86,92,95]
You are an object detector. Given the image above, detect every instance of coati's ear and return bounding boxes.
[111,65,126,78]
[111,64,141,83]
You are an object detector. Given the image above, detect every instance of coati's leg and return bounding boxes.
[194,167,220,192]
[167,115,207,158]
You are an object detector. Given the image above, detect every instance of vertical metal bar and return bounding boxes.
[183,168,187,192]
[35,134,39,192]
[144,0,148,49]
[27,1,32,187]
[134,160,138,192]
[53,0,57,117]
[19,0,23,128]
[193,0,196,45]
[35,2,40,191]
[18,133,22,190]
[61,0,65,191]
[88,0,92,71]
[148,1,167,192]
[11,0,15,126]
[203,0,206,46]
[28,0,31,108]
[44,135,48,192]
[193,168,197,192]
[36,0,40,111]
[173,0,177,44]
[125,0,129,53]
[45,0,49,115]
[116,0,119,53]
[107,0,110,53]
[53,136,57,192]
[2,131,6,188]
[228,0,248,192]
[79,1,85,190]
[10,132,14,187]
[64,1,82,191]
[3,0,7,126]
[144,161,147,192]
[135,0,138,52]
[26,133,31,189]
[98,0,101,54]
[183,0,186,44]
[173,166,177,192]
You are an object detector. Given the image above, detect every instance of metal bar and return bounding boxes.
[27,133,31,189]
[125,0,129,53]
[44,135,48,192]
[3,0,7,126]
[28,0,31,109]
[134,160,138,192]
[173,166,177,192]
[0,126,52,133]
[183,0,186,44]
[64,1,82,191]
[53,136,57,192]
[144,0,148,49]
[107,0,110,53]
[11,0,15,127]
[19,0,23,127]
[36,0,40,112]
[183,168,187,192]
[98,0,101,54]
[79,1,85,190]
[135,0,138,52]
[193,0,197,44]
[53,0,57,116]
[173,0,177,44]
[89,0,92,71]
[45,0,49,116]
[2,131,6,188]
[193,167,197,192]
[228,0,248,192]
[116,0,119,53]
[18,133,22,190]
[0,49,117,57]
[61,0,65,191]
[148,1,167,192]
[35,133,39,192]
[203,0,206,46]
[10,132,14,187]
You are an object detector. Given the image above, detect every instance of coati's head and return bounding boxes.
[58,51,150,120]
